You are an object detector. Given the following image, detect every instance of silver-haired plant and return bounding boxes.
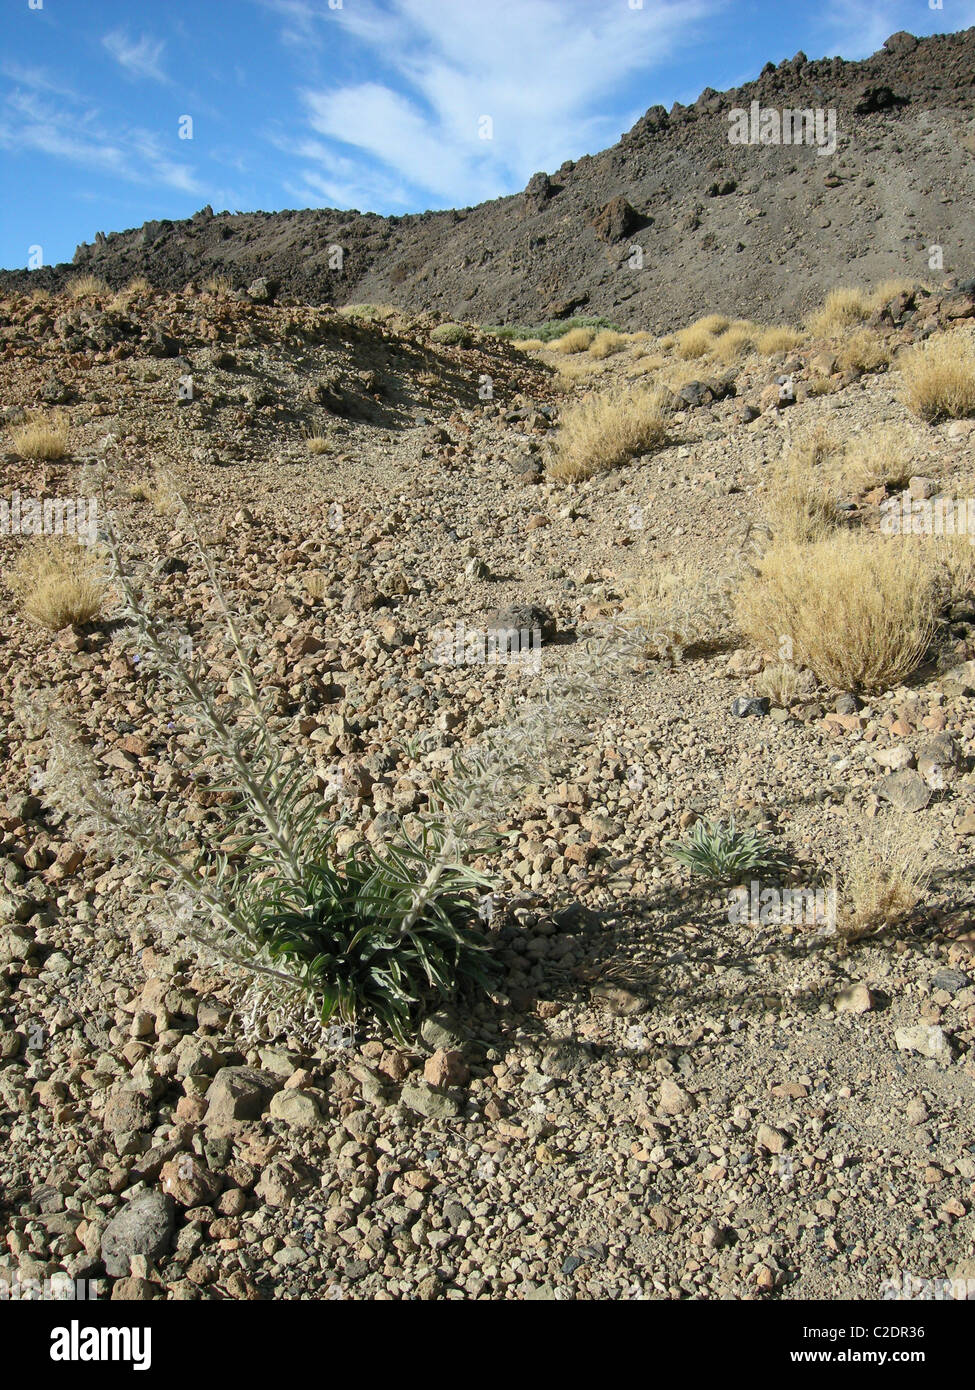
[44,489,650,1039]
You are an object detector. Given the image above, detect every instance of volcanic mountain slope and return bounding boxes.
[3,28,975,329]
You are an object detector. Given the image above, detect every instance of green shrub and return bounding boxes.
[668,817,784,884]
[430,322,471,346]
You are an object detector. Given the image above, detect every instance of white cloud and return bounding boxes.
[271,0,722,210]
[0,89,201,195]
[103,31,168,84]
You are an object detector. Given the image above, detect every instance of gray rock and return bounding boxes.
[930,968,969,995]
[419,1012,467,1051]
[731,696,770,718]
[269,1089,324,1128]
[102,1088,153,1134]
[876,769,931,812]
[399,1081,461,1120]
[101,1193,174,1277]
[204,1066,278,1125]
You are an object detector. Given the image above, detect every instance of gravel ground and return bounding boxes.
[1,284,974,1302]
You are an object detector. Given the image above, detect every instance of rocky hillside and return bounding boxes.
[2,274,975,1301]
[2,28,974,331]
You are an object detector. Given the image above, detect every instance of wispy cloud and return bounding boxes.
[103,30,169,84]
[267,0,721,210]
[0,89,201,195]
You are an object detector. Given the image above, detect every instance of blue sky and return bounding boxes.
[2,0,973,270]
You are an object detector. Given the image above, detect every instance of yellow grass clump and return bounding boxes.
[807,287,872,337]
[757,325,805,355]
[550,327,596,354]
[899,333,975,421]
[674,324,714,360]
[767,427,844,544]
[841,425,916,492]
[67,274,108,300]
[511,337,544,351]
[9,538,108,630]
[835,817,931,945]
[711,321,760,364]
[836,328,890,373]
[588,329,627,359]
[736,532,939,692]
[10,411,70,460]
[125,275,152,295]
[548,388,668,482]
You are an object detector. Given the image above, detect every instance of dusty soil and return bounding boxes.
[1,282,974,1302]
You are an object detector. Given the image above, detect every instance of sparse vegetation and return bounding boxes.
[899,332,975,421]
[836,818,931,944]
[757,326,805,355]
[430,321,471,346]
[836,328,890,373]
[548,387,668,481]
[767,427,843,544]
[807,287,873,337]
[668,817,784,884]
[10,411,70,460]
[9,537,108,630]
[841,425,916,492]
[736,533,939,693]
[67,274,109,300]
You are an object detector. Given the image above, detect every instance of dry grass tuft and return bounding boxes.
[710,321,759,364]
[624,551,735,662]
[10,411,70,460]
[67,274,109,301]
[304,434,332,456]
[767,427,844,544]
[511,337,545,351]
[674,324,714,360]
[548,388,669,482]
[836,328,890,373]
[550,327,596,354]
[899,333,975,422]
[203,275,233,296]
[757,326,805,356]
[841,425,916,492]
[125,275,152,295]
[9,538,108,630]
[128,472,179,514]
[736,533,939,693]
[753,662,802,706]
[935,532,975,602]
[588,329,627,359]
[835,817,931,945]
[807,287,872,337]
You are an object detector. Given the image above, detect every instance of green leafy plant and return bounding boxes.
[44,493,498,1041]
[667,816,784,884]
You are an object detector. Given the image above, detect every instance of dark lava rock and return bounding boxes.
[589,196,642,243]
[483,603,557,643]
[731,697,770,718]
